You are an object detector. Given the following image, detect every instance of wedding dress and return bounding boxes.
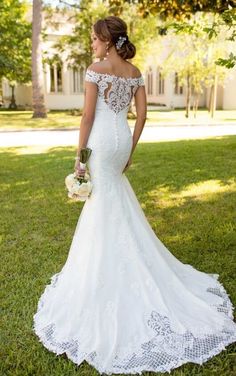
[33,68,236,375]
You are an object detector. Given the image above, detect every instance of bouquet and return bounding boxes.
[65,147,92,202]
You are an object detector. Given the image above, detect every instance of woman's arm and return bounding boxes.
[123,85,146,173]
[76,81,98,154]
[131,85,147,156]
[74,80,98,176]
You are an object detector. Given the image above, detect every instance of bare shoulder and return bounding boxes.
[87,61,109,74]
[125,62,142,78]
[87,61,142,78]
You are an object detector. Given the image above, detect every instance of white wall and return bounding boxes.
[223,68,236,110]
[45,93,84,109]
[15,84,32,107]
[145,72,206,109]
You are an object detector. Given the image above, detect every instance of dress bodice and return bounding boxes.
[85,69,145,114]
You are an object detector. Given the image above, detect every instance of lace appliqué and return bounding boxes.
[33,271,236,375]
[85,69,144,114]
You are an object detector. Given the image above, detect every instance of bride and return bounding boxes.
[33,16,236,375]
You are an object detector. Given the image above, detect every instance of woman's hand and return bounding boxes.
[74,160,86,178]
[123,156,132,173]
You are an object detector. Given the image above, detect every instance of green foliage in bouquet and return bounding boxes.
[79,147,92,164]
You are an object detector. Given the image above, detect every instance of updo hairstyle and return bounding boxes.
[93,16,136,60]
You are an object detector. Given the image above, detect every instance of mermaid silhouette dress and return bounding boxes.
[33,68,236,375]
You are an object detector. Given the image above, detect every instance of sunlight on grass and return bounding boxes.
[148,179,236,208]
[146,109,236,123]
[0,145,75,155]
[1,109,236,130]
[15,181,29,186]
[179,179,236,200]
[0,110,82,130]
[1,183,11,190]
[12,145,54,155]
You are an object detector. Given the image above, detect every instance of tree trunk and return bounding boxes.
[210,74,218,119]
[185,72,191,118]
[193,93,199,118]
[32,0,47,118]
[0,79,3,104]
[9,85,17,109]
[208,85,213,113]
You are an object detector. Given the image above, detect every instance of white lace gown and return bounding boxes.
[33,69,236,375]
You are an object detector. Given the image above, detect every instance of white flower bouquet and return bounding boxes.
[65,147,92,202]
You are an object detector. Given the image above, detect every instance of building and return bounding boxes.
[2,10,236,111]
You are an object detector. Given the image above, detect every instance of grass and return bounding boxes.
[1,136,236,376]
[0,110,82,131]
[145,109,236,125]
[0,109,236,131]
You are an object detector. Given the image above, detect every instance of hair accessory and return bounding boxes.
[116,36,127,50]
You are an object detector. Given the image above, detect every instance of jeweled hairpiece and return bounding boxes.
[116,36,127,50]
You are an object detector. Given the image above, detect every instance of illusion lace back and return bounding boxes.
[33,68,236,375]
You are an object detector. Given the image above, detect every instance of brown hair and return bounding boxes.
[93,16,136,60]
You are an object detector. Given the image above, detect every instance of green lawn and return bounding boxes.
[1,136,236,376]
[0,109,236,131]
[0,110,82,131]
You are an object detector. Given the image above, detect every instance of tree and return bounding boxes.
[32,0,47,118]
[110,1,236,69]
[134,1,236,69]
[129,0,235,19]
[50,0,108,68]
[158,13,228,118]
[0,0,31,107]
[48,0,157,73]
[204,9,236,68]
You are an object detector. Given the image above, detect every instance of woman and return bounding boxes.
[33,16,236,375]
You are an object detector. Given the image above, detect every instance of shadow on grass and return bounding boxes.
[0,136,236,376]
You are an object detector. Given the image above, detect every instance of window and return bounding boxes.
[73,68,78,93]
[174,72,183,95]
[72,66,85,93]
[79,67,84,92]
[57,65,62,92]
[157,71,165,95]
[147,68,153,95]
[49,63,63,93]
[50,66,55,92]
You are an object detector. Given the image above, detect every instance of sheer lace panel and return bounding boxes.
[85,69,145,114]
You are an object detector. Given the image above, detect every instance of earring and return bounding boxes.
[106,42,109,56]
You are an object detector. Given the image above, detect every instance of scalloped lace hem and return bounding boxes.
[33,272,236,375]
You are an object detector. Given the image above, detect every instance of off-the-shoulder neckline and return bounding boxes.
[86,68,143,81]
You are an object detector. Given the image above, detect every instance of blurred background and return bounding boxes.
[1,0,236,124]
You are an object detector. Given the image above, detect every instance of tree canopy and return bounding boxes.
[122,0,236,19]
[52,0,157,69]
[0,0,31,84]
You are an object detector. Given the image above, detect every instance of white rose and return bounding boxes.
[78,181,92,197]
[70,182,81,195]
[84,171,90,181]
[78,196,87,202]
[65,174,76,190]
